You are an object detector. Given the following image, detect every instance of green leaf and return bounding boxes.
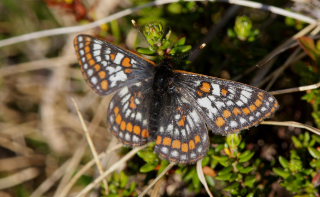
[244,175,256,188]
[136,47,156,55]
[170,45,192,54]
[292,136,303,148]
[224,182,240,195]
[298,37,320,61]
[218,166,233,176]
[303,132,310,146]
[216,171,233,181]
[310,158,320,168]
[140,163,158,173]
[273,168,290,178]
[137,150,158,163]
[308,147,320,159]
[238,166,254,174]
[226,133,242,148]
[119,172,129,188]
[279,156,290,169]
[239,150,255,162]
[176,37,186,46]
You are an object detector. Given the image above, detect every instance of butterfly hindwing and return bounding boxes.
[154,97,209,164]
[175,71,279,135]
[107,81,153,146]
[74,34,155,95]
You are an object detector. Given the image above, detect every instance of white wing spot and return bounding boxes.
[174,128,179,137]
[215,101,225,109]
[242,90,252,98]
[240,95,249,103]
[159,126,164,133]
[83,63,88,69]
[236,100,244,106]
[168,124,173,131]
[125,109,131,118]
[143,120,147,126]
[95,56,101,62]
[197,146,203,153]
[181,154,187,160]
[230,121,238,128]
[256,112,261,117]
[87,69,93,76]
[101,61,107,66]
[227,100,234,106]
[161,147,168,154]
[114,53,124,64]
[240,118,246,124]
[198,97,217,118]
[93,44,102,50]
[125,133,130,141]
[109,115,114,123]
[105,48,111,54]
[268,97,274,102]
[79,50,84,55]
[132,136,139,142]
[93,50,101,56]
[190,153,196,158]
[110,71,127,88]
[171,150,179,157]
[261,107,267,112]
[118,87,128,97]
[79,43,84,48]
[249,116,254,121]
[212,84,221,96]
[136,112,142,121]
[78,36,83,42]
[90,76,98,84]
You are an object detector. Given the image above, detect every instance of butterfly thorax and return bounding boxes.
[152,63,175,94]
[149,64,175,136]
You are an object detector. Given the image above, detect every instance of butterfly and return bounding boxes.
[73,34,279,164]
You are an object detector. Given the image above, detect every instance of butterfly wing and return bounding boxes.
[174,71,279,135]
[107,80,153,146]
[74,34,155,95]
[154,96,209,164]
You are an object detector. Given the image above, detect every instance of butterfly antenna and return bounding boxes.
[131,19,153,48]
[187,43,207,62]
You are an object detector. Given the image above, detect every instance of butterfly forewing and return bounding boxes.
[74,34,155,95]
[154,97,209,164]
[107,81,153,146]
[175,71,279,135]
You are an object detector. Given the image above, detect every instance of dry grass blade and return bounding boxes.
[197,159,214,197]
[0,56,72,78]
[0,155,44,172]
[0,0,316,48]
[270,82,320,95]
[0,136,34,155]
[59,144,122,197]
[138,162,176,197]
[261,121,320,136]
[71,98,109,194]
[75,144,148,197]
[0,168,39,190]
[30,160,70,197]
[53,143,86,197]
[234,23,317,82]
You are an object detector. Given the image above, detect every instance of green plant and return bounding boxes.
[228,16,260,42]
[273,132,320,196]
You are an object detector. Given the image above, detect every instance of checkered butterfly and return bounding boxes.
[74,34,279,164]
